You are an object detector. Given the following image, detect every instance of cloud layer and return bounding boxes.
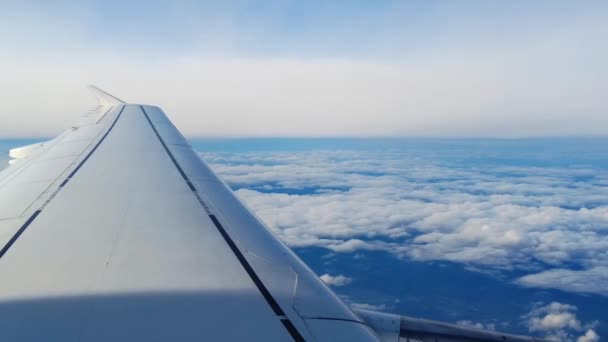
[201,145,608,296]
[517,267,608,296]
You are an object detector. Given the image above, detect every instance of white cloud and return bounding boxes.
[325,239,384,253]
[202,149,608,296]
[578,329,600,342]
[524,302,600,342]
[319,274,353,287]
[516,267,608,296]
[529,312,581,332]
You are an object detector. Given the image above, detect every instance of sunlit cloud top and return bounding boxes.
[0,1,607,137]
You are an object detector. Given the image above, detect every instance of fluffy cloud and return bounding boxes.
[578,330,600,342]
[524,302,599,342]
[527,303,581,332]
[516,267,608,296]
[201,148,608,296]
[319,274,353,287]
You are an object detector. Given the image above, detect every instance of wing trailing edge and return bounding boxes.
[354,309,549,342]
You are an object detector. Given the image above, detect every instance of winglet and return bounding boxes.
[87,85,125,106]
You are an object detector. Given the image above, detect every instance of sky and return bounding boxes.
[1,0,607,138]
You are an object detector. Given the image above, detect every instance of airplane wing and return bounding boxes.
[354,309,547,342]
[0,87,545,341]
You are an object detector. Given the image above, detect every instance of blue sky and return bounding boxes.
[0,1,607,137]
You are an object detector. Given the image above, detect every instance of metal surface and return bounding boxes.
[0,89,378,341]
[354,309,549,342]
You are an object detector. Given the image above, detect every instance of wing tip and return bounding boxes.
[87,85,126,106]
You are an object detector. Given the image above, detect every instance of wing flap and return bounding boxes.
[0,181,49,220]
[0,109,121,221]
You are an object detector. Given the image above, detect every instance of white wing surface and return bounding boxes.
[0,88,378,341]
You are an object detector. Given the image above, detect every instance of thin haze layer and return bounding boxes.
[0,1,606,137]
